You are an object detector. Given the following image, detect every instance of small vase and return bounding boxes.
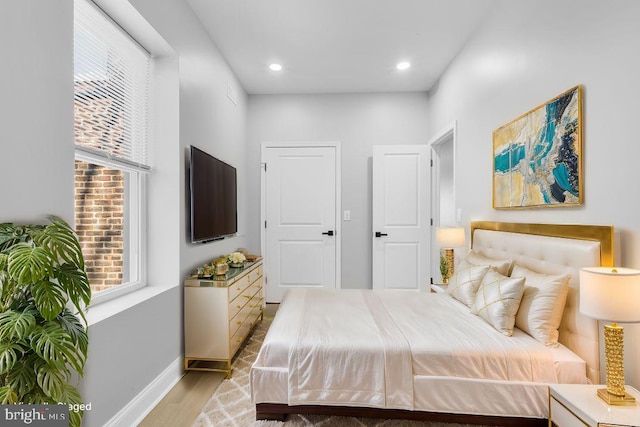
[230,262,244,268]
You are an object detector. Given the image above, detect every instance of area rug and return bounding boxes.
[193,317,489,427]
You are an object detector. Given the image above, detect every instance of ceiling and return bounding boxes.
[186,0,496,95]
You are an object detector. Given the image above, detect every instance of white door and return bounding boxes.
[372,145,430,291]
[263,145,339,302]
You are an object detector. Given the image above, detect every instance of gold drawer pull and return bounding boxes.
[242,295,251,299]
[236,305,242,309]
[236,321,242,325]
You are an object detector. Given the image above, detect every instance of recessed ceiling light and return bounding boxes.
[269,63,282,71]
[396,62,411,70]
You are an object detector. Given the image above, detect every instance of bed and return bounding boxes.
[250,221,614,426]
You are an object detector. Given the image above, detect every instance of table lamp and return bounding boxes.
[436,227,465,284]
[579,267,640,405]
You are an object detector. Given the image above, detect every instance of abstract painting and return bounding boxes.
[493,86,582,208]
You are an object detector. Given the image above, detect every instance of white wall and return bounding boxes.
[127,0,249,280]
[247,93,429,288]
[427,0,640,389]
[1,0,248,425]
[0,0,75,224]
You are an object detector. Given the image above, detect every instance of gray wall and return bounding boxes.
[1,0,248,425]
[0,0,74,224]
[427,0,640,389]
[247,93,429,289]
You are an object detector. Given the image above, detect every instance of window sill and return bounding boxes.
[85,285,176,327]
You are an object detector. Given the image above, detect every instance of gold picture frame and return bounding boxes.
[492,85,583,209]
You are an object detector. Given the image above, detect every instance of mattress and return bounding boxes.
[254,289,586,382]
[251,288,587,415]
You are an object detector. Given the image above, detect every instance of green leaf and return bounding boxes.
[0,223,29,252]
[56,264,91,316]
[6,358,37,397]
[31,323,81,372]
[56,309,88,359]
[0,386,19,404]
[7,243,52,285]
[32,280,67,321]
[58,383,84,427]
[0,342,24,375]
[34,217,85,269]
[0,308,37,341]
[35,359,68,401]
[0,253,8,272]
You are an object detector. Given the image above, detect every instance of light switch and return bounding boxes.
[343,210,351,221]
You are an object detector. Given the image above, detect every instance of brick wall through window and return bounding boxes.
[74,161,125,292]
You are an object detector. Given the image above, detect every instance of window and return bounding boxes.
[73,0,151,302]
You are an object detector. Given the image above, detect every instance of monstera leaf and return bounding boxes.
[7,244,52,285]
[0,216,89,424]
[33,216,85,269]
[0,308,37,341]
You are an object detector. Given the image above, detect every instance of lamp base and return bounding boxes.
[597,388,637,406]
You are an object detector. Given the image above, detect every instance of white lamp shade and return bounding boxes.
[579,267,640,323]
[436,227,466,248]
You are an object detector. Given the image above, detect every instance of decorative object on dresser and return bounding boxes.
[579,266,640,405]
[227,251,247,268]
[549,384,640,427]
[435,226,465,284]
[493,85,582,209]
[184,258,263,378]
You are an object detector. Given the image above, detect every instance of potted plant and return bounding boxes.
[439,254,451,284]
[0,216,90,427]
[227,251,246,268]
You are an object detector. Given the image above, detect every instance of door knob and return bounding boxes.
[375,232,388,238]
[322,230,335,236]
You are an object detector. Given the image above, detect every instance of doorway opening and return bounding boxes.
[428,122,457,284]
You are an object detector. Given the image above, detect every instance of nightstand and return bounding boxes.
[430,283,447,293]
[549,384,640,427]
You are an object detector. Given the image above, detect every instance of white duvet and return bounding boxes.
[252,288,561,410]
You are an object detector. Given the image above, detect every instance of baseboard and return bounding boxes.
[104,356,184,427]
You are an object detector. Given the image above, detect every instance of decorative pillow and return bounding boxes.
[463,249,513,276]
[446,261,490,307]
[512,264,571,346]
[471,269,526,336]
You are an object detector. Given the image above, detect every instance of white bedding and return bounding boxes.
[251,288,586,411]
[285,288,413,408]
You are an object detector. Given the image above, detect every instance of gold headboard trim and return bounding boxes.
[470,221,614,267]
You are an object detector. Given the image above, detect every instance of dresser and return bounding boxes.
[184,259,264,378]
[549,384,640,427]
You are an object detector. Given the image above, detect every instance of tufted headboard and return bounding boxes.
[470,221,614,385]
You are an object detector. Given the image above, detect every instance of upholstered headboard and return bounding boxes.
[470,221,614,385]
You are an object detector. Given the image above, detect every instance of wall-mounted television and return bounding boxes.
[189,146,237,243]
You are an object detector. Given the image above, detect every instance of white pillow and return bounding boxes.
[512,264,571,346]
[463,249,513,276]
[446,260,490,307]
[471,269,526,336]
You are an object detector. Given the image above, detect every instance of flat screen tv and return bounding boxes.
[189,146,237,243]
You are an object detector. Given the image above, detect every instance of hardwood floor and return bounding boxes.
[139,304,278,426]
[139,370,225,427]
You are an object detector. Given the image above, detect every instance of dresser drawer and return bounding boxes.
[551,398,588,427]
[229,305,263,356]
[228,278,259,320]
[228,273,251,301]
[247,265,263,284]
[229,285,260,335]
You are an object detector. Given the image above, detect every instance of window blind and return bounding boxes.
[73,0,151,171]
